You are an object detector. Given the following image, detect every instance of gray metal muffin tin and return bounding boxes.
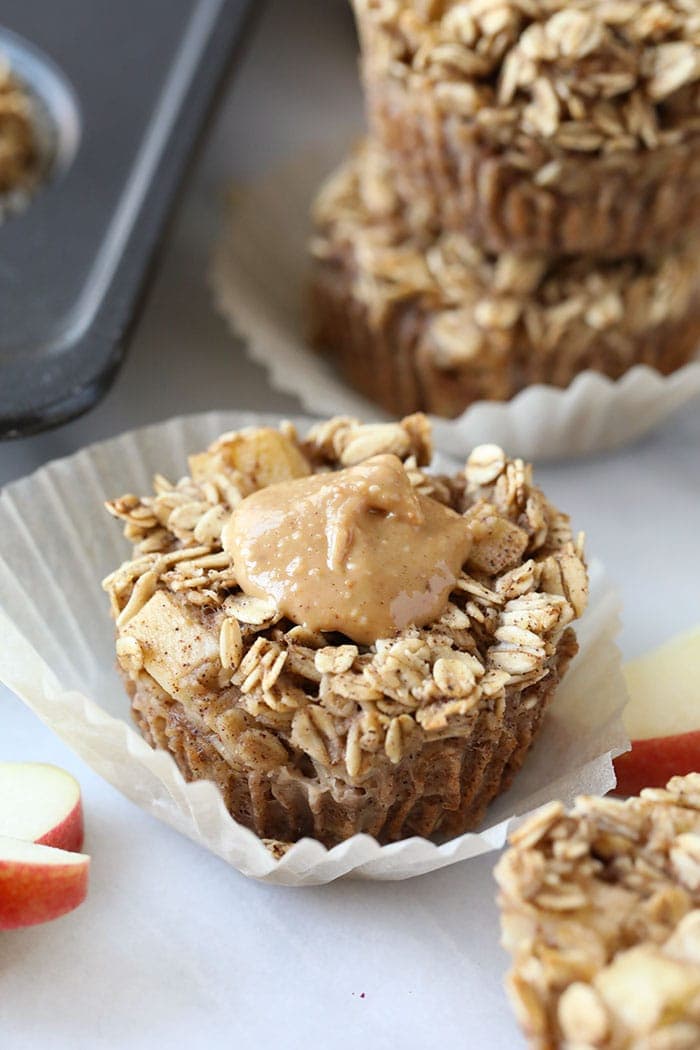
[0,0,254,437]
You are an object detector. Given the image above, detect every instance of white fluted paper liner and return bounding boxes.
[211,147,700,461]
[0,411,628,885]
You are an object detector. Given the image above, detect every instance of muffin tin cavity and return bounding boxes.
[0,28,80,220]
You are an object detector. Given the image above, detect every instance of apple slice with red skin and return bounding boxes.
[613,627,700,796]
[0,762,84,852]
[0,836,90,929]
[614,731,700,797]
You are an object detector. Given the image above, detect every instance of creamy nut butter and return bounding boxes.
[222,454,472,645]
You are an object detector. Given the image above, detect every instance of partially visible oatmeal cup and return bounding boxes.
[310,145,700,418]
[0,55,43,208]
[103,414,588,848]
[353,0,700,257]
[496,775,700,1049]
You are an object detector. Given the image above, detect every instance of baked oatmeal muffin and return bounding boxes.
[103,414,587,848]
[310,145,700,417]
[496,775,700,1049]
[353,0,700,257]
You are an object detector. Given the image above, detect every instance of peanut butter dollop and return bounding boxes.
[222,454,472,645]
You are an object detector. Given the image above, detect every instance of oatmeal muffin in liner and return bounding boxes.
[496,775,700,1049]
[103,414,587,849]
[310,145,700,418]
[353,0,700,257]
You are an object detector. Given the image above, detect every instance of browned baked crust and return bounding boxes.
[103,415,588,848]
[309,145,700,418]
[353,0,700,257]
[127,624,577,845]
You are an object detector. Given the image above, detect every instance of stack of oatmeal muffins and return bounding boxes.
[310,1,700,417]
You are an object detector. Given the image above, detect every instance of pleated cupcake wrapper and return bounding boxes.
[210,146,700,462]
[0,411,628,885]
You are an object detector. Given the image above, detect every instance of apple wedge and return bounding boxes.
[0,762,84,852]
[614,626,700,796]
[0,836,89,929]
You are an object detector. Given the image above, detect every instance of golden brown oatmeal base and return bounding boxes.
[310,249,700,418]
[126,628,576,846]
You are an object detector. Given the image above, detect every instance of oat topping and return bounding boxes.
[311,143,700,369]
[103,416,587,782]
[496,775,700,1049]
[354,0,700,156]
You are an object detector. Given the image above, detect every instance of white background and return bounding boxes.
[2,2,699,1047]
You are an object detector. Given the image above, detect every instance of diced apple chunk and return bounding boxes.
[465,501,529,575]
[594,944,700,1035]
[189,428,310,489]
[123,590,219,700]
